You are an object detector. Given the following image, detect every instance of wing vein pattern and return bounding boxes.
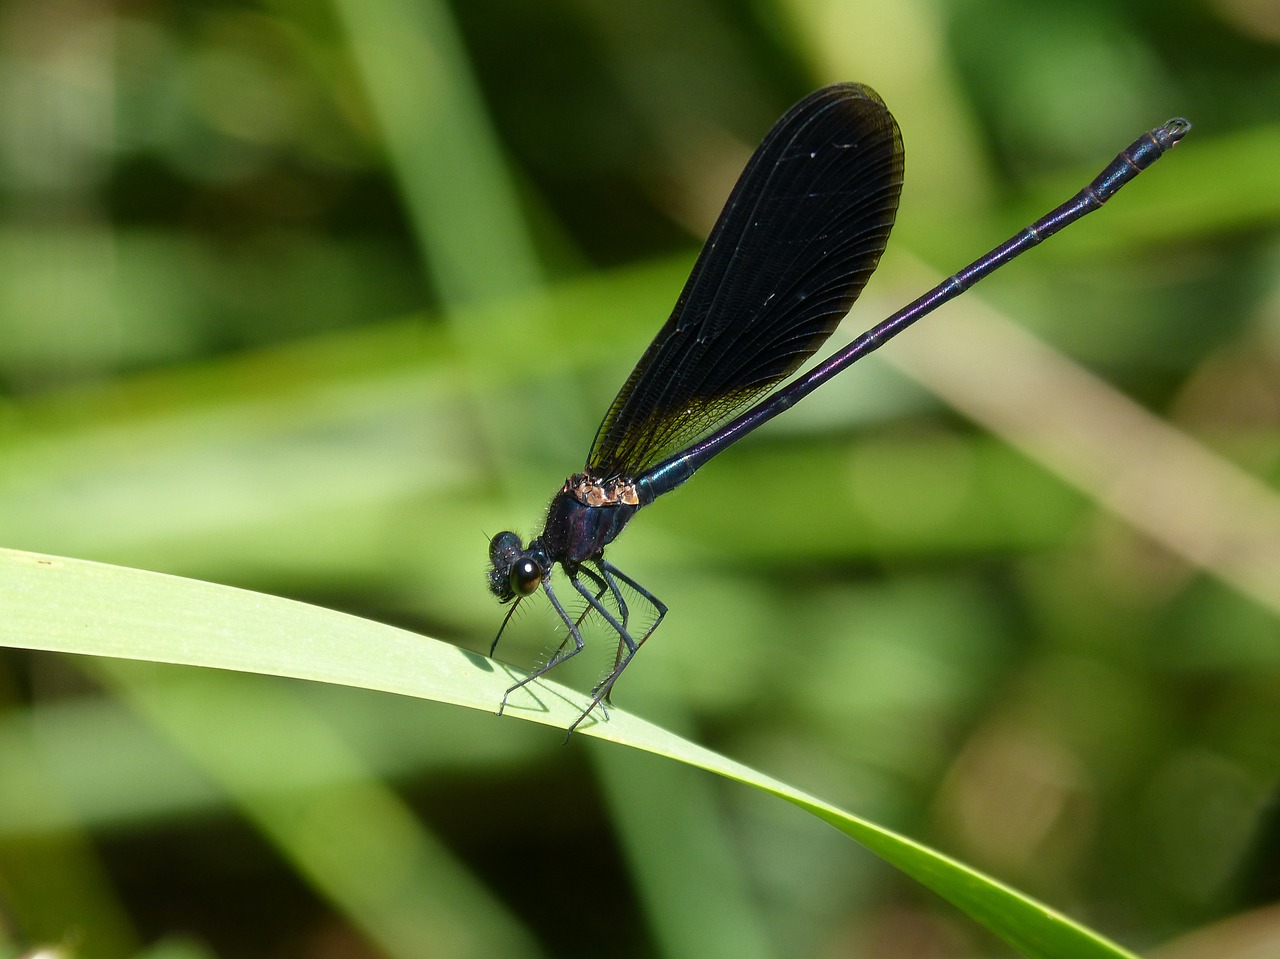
[586,83,905,479]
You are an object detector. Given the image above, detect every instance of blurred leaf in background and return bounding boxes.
[0,0,1278,957]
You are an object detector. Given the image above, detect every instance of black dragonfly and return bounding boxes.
[487,83,1189,735]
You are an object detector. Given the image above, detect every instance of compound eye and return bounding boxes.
[509,557,542,596]
[489,530,522,565]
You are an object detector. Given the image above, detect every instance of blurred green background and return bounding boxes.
[1,0,1278,957]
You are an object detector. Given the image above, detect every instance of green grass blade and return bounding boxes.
[1,546,1139,959]
[329,0,543,307]
[89,659,548,959]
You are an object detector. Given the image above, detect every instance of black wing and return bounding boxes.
[586,83,904,480]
